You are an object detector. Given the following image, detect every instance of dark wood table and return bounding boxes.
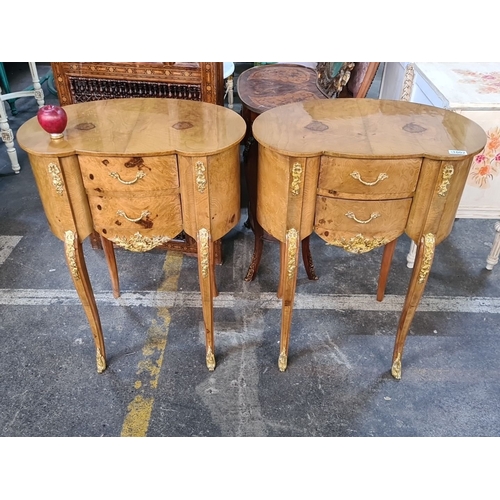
[237,64,327,282]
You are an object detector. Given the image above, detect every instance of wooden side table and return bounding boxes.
[51,62,226,264]
[237,64,328,282]
[252,98,486,378]
[17,98,246,372]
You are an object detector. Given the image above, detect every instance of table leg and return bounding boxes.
[277,239,287,299]
[28,62,45,108]
[391,233,435,380]
[377,238,398,301]
[226,75,234,109]
[101,235,120,298]
[406,240,417,268]
[486,221,500,270]
[89,230,104,249]
[197,228,216,371]
[0,97,21,173]
[244,218,264,282]
[64,230,107,373]
[243,132,318,283]
[302,236,318,281]
[278,229,300,371]
[242,130,267,282]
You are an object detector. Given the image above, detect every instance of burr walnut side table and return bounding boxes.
[51,62,226,264]
[252,98,486,378]
[17,97,246,373]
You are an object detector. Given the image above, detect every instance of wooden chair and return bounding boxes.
[317,62,380,99]
[1,63,46,174]
[317,62,394,301]
[239,62,381,282]
[342,63,397,301]
[342,62,381,98]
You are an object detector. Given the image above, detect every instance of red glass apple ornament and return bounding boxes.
[37,105,68,139]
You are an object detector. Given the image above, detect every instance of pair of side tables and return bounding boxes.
[17,97,486,379]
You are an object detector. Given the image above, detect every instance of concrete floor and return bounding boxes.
[1,63,500,438]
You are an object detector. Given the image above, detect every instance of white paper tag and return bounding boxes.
[448,150,467,155]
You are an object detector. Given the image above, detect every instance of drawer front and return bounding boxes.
[79,155,179,192]
[317,157,421,200]
[87,193,183,242]
[314,197,412,251]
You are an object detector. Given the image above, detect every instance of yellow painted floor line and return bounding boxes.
[120,251,184,437]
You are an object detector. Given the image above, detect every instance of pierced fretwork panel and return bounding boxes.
[68,77,202,103]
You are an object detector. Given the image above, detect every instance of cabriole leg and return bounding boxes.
[244,219,264,282]
[278,228,300,371]
[377,238,398,302]
[391,233,435,380]
[197,228,216,371]
[243,132,263,282]
[301,235,318,281]
[101,235,120,298]
[64,230,106,373]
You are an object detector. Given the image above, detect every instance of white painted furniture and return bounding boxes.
[0,62,45,174]
[380,62,500,270]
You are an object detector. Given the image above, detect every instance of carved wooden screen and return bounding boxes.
[51,62,224,106]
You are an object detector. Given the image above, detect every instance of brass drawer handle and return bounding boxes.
[345,211,381,224]
[116,210,150,222]
[350,171,388,186]
[109,170,146,185]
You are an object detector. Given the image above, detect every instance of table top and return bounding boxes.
[17,98,246,157]
[237,64,325,115]
[252,98,487,160]
[415,62,500,110]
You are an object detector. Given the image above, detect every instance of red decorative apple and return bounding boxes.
[37,105,68,139]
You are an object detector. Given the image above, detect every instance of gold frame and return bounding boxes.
[316,62,355,98]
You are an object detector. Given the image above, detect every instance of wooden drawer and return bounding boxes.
[79,155,179,192]
[87,192,183,241]
[314,197,412,251]
[317,157,421,200]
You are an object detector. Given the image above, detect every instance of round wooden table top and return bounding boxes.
[252,98,487,160]
[237,64,326,115]
[17,97,246,158]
